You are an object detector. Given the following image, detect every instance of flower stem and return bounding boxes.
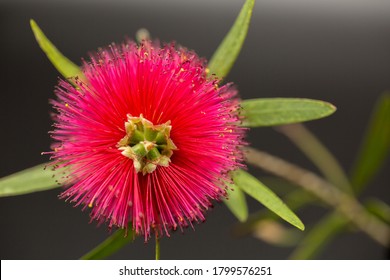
[155,235,160,260]
[245,147,390,247]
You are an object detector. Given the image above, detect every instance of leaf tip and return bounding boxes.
[297,221,305,231]
[325,101,337,115]
[30,19,38,33]
[30,19,42,43]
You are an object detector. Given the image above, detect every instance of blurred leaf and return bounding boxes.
[281,189,317,210]
[289,212,347,259]
[252,219,302,247]
[277,124,353,194]
[291,197,390,259]
[350,93,390,192]
[135,28,151,43]
[257,176,299,196]
[232,169,305,231]
[223,182,248,222]
[241,98,336,127]
[208,0,255,78]
[365,198,390,225]
[0,163,63,197]
[30,19,84,80]
[81,227,134,260]
[259,177,318,202]
[284,94,390,259]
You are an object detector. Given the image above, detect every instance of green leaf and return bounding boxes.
[350,93,390,192]
[232,169,305,230]
[289,212,347,259]
[365,198,390,225]
[0,163,63,197]
[241,98,336,127]
[208,0,255,78]
[81,227,134,260]
[30,19,83,80]
[291,198,390,259]
[233,189,314,237]
[223,182,248,222]
[277,124,353,194]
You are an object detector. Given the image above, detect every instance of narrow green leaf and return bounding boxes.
[30,19,83,80]
[241,98,336,127]
[208,0,255,78]
[365,198,390,225]
[259,176,309,198]
[0,163,63,197]
[232,169,305,231]
[81,227,134,260]
[277,124,353,194]
[233,189,314,237]
[291,198,390,259]
[289,212,347,259]
[223,183,248,222]
[350,93,390,192]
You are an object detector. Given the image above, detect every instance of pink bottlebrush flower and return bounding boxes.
[50,40,245,240]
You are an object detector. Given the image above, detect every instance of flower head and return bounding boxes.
[50,40,245,240]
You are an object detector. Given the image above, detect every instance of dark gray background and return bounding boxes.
[0,0,389,259]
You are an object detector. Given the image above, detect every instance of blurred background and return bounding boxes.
[0,0,389,259]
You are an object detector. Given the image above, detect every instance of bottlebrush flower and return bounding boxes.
[50,40,245,240]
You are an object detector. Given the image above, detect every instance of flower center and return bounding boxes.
[117,114,177,175]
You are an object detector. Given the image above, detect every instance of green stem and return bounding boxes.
[155,235,160,260]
